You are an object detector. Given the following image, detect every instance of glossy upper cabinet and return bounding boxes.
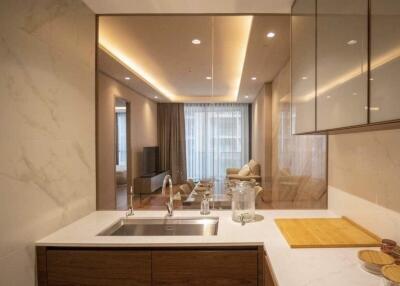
[370,0,400,123]
[291,0,316,134]
[316,0,368,130]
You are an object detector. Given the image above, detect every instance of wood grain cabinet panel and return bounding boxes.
[46,249,151,286]
[264,253,276,286]
[151,250,258,286]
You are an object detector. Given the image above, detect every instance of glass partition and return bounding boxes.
[97,14,327,210]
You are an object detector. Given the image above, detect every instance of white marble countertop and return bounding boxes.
[36,210,382,286]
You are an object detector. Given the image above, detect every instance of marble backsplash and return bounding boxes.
[270,62,327,208]
[329,128,400,214]
[0,0,95,285]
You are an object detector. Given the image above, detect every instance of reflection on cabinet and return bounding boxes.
[291,0,316,134]
[370,0,400,123]
[316,0,368,130]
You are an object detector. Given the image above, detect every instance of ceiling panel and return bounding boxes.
[98,49,167,102]
[98,15,290,103]
[238,15,290,102]
[82,0,294,14]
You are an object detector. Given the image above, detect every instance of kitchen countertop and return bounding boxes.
[36,210,382,286]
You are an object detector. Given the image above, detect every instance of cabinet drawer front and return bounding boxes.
[47,250,151,286]
[152,250,258,286]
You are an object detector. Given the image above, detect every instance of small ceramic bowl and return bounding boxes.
[382,239,397,255]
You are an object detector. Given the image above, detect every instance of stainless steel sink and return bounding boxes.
[97,217,219,236]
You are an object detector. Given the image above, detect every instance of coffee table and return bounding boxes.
[182,180,232,209]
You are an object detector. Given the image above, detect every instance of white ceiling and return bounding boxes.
[82,0,294,14]
[98,15,290,103]
[98,49,167,102]
[239,16,290,100]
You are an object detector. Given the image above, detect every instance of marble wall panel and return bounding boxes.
[329,129,400,214]
[0,0,95,285]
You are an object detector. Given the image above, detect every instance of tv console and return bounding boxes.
[133,170,169,194]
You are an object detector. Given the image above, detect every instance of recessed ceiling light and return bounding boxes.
[347,39,358,45]
[124,76,131,80]
[245,95,249,99]
[266,32,276,38]
[206,76,212,80]
[154,96,158,99]
[192,38,201,45]
[370,78,374,81]
[352,92,358,96]
[251,77,257,81]
[301,76,308,80]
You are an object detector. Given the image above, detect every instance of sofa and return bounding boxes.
[226,159,261,183]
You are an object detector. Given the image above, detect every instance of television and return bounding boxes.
[141,146,160,176]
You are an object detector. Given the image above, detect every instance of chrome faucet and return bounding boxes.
[162,175,174,216]
[126,186,134,217]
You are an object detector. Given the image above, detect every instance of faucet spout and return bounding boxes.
[162,175,174,216]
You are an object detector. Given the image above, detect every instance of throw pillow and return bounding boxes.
[248,159,259,175]
[238,164,251,176]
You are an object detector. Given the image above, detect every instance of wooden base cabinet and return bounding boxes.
[43,249,151,286]
[37,246,266,286]
[264,252,277,286]
[152,250,258,286]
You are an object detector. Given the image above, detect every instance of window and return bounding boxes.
[116,110,127,168]
[184,103,249,181]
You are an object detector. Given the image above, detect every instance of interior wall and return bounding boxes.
[329,129,400,214]
[0,1,96,285]
[270,61,327,208]
[97,72,158,209]
[251,84,272,197]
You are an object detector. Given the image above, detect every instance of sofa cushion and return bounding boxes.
[248,159,260,175]
[227,174,261,181]
[238,164,251,176]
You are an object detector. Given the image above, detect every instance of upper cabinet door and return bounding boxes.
[370,0,400,123]
[291,0,316,134]
[316,0,368,131]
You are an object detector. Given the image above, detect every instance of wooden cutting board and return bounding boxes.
[275,217,381,248]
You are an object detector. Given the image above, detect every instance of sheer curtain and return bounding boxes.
[184,103,249,181]
[116,111,127,168]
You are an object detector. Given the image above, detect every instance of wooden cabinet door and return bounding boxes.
[152,250,258,286]
[291,0,317,134]
[46,249,151,286]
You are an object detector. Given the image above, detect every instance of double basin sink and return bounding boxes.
[98,217,219,236]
